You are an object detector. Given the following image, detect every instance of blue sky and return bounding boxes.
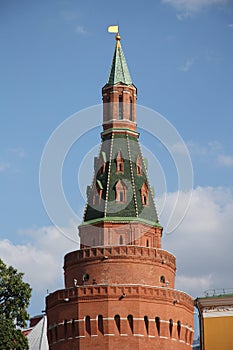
[1,0,233,334]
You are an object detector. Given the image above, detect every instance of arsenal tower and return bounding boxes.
[46,32,194,350]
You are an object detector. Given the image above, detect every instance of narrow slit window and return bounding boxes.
[72,319,76,338]
[177,321,181,339]
[155,317,160,336]
[98,315,104,335]
[64,319,67,339]
[118,95,123,120]
[114,314,121,334]
[129,97,133,121]
[127,315,134,334]
[169,319,173,337]
[144,316,149,334]
[85,316,91,336]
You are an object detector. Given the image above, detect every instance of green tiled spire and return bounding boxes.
[82,133,160,227]
[107,34,132,86]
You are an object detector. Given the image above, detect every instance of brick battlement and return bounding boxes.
[46,284,193,311]
[65,246,176,269]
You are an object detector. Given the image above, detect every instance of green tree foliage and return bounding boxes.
[0,259,32,349]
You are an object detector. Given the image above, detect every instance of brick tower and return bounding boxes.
[46,33,194,350]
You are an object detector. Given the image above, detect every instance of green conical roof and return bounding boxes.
[82,132,160,227]
[107,34,132,86]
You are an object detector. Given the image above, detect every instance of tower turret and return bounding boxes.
[46,32,194,350]
[79,32,162,250]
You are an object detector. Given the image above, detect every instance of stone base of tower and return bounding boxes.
[46,284,194,350]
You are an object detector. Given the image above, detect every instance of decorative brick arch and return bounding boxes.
[136,154,143,175]
[115,179,127,203]
[115,150,124,173]
[140,182,149,206]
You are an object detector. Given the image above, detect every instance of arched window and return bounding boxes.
[169,319,173,337]
[136,155,142,175]
[146,239,149,247]
[54,324,58,341]
[98,315,104,335]
[99,151,106,174]
[140,182,149,206]
[127,314,134,334]
[119,235,123,245]
[85,316,91,336]
[129,96,133,121]
[177,320,181,339]
[115,180,127,203]
[64,319,67,339]
[144,316,149,334]
[118,95,123,120]
[106,95,110,120]
[72,319,76,338]
[116,151,124,173]
[114,314,121,334]
[160,275,166,283]
[92,181,103,206]
[155,317,160,336]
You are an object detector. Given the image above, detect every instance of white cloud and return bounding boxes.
[0,226,77,314]
[75,25,88,35]
[8,147,26,158]
[187,140,223,156]
[162,0,229,18]
[170,142,188,154]
[160,186,233,298]
[0,162,10,172]
[186,140,233,167]
[217,154,233,167]
[178,58,195,72]
[228,24,233,28]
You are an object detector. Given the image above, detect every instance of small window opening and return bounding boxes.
[120,235,123,245]
[136,155,142,175]
[169,319,173,337]
[127,315,134,334]
[143,194,147,205]
[116,151,124,173]
[177,321,181,339]
[72,319,76,338]
[98,315,104,335]
[160,275,166,283]
[140,182,149,206]
[144,316,149,334]
[115,180,126,203]
[118,95,123,120]
[85,316,91,336]
[129,97,133,121]
[146,239,149,247]
[114,315,121,334]
[64,319,67,339]
[155,317,160,336]
[119,191,124,202]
